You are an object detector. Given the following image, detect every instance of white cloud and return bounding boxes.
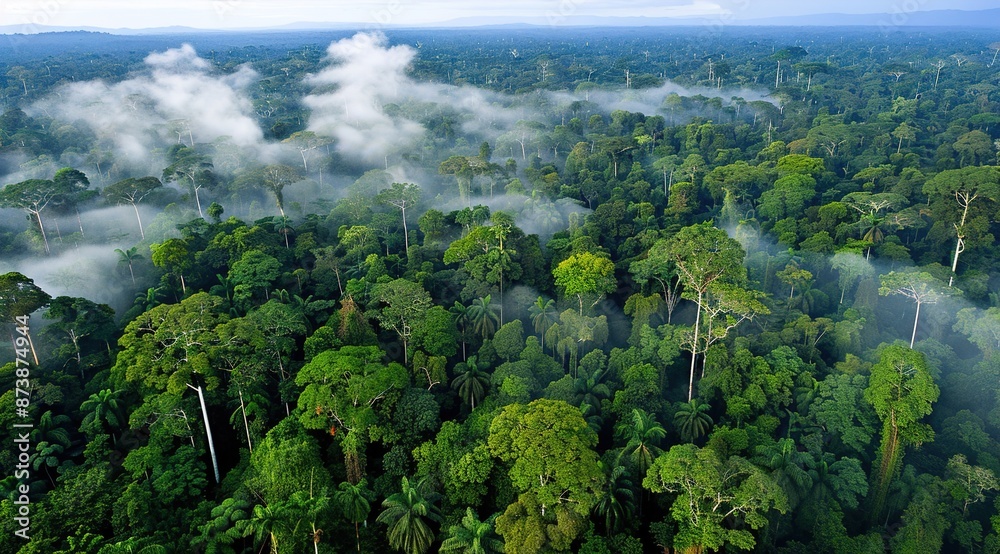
[30,44,265,165]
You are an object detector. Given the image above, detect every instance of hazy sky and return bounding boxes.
[1,0,997,29]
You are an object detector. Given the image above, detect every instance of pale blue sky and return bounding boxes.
[0,0,995,29]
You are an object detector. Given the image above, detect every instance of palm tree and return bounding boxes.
[859,212,885,260]
[528,296,557,353]
[452,356,490,410]
[593,462,636,535]
[238,503,287,554]
[210,274,235,303]
[274,215,294,249]
[135,286,163,312]
[439,507,504,554]
[115,246,143,286]
[755,438,813,510]
[579,403,603,435]
[376,476,442,554]
[573,365,611,407]
[450,301,472,360]
[616,408,667,477]
[467,295,500,340]
[335,479,373,552]
[673,399,713,443]
[31,410,72,488]
[80,388,124,438]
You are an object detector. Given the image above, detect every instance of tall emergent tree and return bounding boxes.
[234,164,302,218]
[0,271,51,364]
[667,222,749,401]
[864,344,939,522]
[0,176,89,254]
[878,270,957,348]
[162,145,216,218]
[376,182,421,256]
[371,278,433,364]
[102,176,163,239]
[921,166,999,285]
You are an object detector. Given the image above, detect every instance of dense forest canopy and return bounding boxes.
[0,24,999,553]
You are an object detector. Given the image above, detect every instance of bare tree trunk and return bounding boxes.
[188,383,220,483]
[132,202,145,239]
[401,206,409,255]
[238,388,252,452]
[193,185,204,218]
[34,211,50,255]
[688,291,703,402]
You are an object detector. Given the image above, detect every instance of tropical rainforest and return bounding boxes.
[1,24,1000,554]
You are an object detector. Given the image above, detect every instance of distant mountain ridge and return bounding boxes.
[736,8,1000,27]
[1,7,999,35]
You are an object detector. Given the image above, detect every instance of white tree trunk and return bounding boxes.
[688,290,703,402]
[188,383,220,483]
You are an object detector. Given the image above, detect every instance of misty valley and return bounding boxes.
[1,24,1000,554]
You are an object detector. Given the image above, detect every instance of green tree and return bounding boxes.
[878,271,957,348]
[493,320,525,362]
[830,251,874,304]
[335,479,374,552]
[643,444,787,553]
[864,344,939,522]
[376,182,421,255]
[30,410,72,488]
[371,279,432,364]
[953,130,994,167]
[616,408,667,477]
[0,179,65,254]
[192,497,252,554]
[593,462,636,535]
[440,155,474,203]
[236,164,301,217]
[467,295,501,340]
[150,238,192,295]
[953,307,1000,358]
[377,476,443,554]
[668,222,747,401]
[528,297,558,353]
[452,356,490,410]
[776,262,813,300]
[489,399,604,520]
[553,251,617,316]
[630,239,683,324]
[494,492,586,554]
[674,399,714,443]
[922,166,999,284]
[440,507,505,554]
[892,122,917,154]
[228,250,282,310]
[295,346,408,484]
[115,246,144,286]
[102,176,162,239]
[41,295,115,378]
[162,145,216,218]
[79,389,124,438]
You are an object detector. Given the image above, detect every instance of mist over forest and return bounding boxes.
[1,23,1000,554]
